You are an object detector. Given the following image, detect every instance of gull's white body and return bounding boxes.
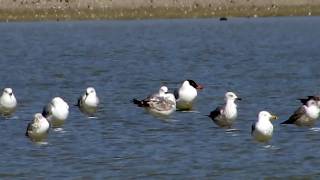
[78,87,99,115]
[148,92,176,116]
[252,111,276,142]
[0,88,17,116]
[175,80,202,110]
[209,92,240,128]
[134,86,176,116]
[43,97,69,128]
[26,113,50,141]
[282,99,320,127]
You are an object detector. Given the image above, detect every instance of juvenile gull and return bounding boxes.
[174,80,203,111]
[76,87,99,116]
[42,97,69,128]
[133,86,176,116]
[26,113,50,141]
[0,88,17,117]
[252,111,278,143]
[208,92,241,128]
[281,99,320,127]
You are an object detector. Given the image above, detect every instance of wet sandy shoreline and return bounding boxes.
[0,0,319,21]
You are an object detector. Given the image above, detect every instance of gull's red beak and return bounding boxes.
[196,84,204,90]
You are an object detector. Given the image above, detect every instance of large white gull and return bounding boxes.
[42,97,69,128]
[252,111,278,142]
[208,92,241,128]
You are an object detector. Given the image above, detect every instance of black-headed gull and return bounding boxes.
[174,80,203,110]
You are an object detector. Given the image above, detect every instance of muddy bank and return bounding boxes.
[0,0,319,21]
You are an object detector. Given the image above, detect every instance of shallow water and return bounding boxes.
[0,17,320,178]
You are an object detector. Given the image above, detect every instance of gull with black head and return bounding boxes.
[174,80,203,111]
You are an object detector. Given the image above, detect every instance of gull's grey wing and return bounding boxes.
[42,104,52,118]
[281,106,305,124]
[208,106,222,120]
[251,122,256,135]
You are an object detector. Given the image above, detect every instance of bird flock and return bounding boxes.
[132,79,320,143]
[0,87,99,142]
[1,79,319,143]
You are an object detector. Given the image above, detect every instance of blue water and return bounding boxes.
[0,17,320,178]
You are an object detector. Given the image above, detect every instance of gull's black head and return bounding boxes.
[187,79,203,90]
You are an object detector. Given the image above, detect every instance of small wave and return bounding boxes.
[262,144,280,150]
[35,141,49,145]
[53,128,66,133]
[2,115,19,120]
[179,110,200,113]
[88,116,98,119]
[161,118,179,122]
[310,127,320,132]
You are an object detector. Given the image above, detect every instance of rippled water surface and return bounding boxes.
[0,17,320,178]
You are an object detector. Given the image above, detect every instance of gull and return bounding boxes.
[42,97,69,128]
[174,80,203,110]
[76,87,99,116]
[281,99,320,127]
[133,86,176,116]
[25,113,50,141]
[0,88,17,116]
[252,111,278,142]
[208,92,241,128]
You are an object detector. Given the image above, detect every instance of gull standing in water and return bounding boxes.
[174,80,203,111]
[281,98,320,127]
[133,86,176,116]
[25,113,50,141]
[76,87,99,116]
[252,111,278,142]
[42,97,69,128]
[208,92,241,128]
[0,88,17,117]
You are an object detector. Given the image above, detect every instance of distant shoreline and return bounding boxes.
[0,0,319,21]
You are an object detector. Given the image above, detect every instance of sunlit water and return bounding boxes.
[0,17,320,178]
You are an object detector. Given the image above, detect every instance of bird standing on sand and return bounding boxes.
[252,111,278,142]
[76,87,99,116]
[42,97,69,128]
[281,98,320,127]
[174,80,203,111]
[208,92,241,128]
[0,88,17,117]
[26,113,50,141]
[133,86,176,116]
